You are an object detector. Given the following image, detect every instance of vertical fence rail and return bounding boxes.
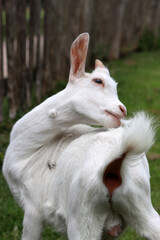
[16,0,27,110]
[28,0,42,105]
[0,0,3,122]
[43,0,52,96]
[34,0,41,103]
[5,0,17,119]
[28,0,35,107]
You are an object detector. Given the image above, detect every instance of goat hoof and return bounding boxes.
[107,224,122,237]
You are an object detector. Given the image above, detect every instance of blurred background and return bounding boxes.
[0,0,160,239]
[0,0,160,120]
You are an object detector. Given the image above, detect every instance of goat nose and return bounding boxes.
[119,105,127,117]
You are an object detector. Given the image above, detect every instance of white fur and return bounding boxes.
[4,33,126,184]
[9,33,126,144]
[3,33,126,211]
[121,112,155,155]
[3,112,160,240]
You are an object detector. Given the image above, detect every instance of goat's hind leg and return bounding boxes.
[117,190,160,240]
[21,207,44,240]
[131,202,160,240]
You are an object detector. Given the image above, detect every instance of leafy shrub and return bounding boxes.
[138,29,160,51]
[92,43,110,62]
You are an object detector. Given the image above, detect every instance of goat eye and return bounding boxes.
[93,78,103,84]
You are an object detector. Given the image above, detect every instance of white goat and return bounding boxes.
[9,32,126,144]
[3,32,126,185]
[4,33,159,239]
[3,32,127,239]
[3,112,160,240]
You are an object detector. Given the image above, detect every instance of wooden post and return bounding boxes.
[29,0,41,104]
[27,0,35,107]
[16,0,26,109]
[0,0,3,122]
[108,0,128,60]
[43,0,52,95]
[35,0,41,103]
[5,0,17,119]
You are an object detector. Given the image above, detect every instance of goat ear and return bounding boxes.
[95,59,105,69]
[69,33,89,80]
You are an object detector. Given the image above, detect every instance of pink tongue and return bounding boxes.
[108,225,122,237]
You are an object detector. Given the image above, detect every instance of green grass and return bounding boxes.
[0,50,160,239]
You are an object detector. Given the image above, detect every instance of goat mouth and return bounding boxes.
[105,110,121,126]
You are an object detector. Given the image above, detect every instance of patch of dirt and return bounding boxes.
[148,153,160,161]
[124,59,136,65]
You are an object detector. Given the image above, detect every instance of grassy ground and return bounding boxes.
[0,50,160,239]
